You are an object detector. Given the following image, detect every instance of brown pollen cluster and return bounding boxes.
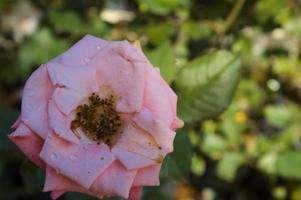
[71,93,122,146]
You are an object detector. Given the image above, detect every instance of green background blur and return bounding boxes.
[1,0,301,200]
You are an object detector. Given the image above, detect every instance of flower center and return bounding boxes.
[71,93,122,146]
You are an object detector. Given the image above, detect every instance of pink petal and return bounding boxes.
[22,65,52,138]
[132,164,161,187]
[148,67,183,130]
[45,161,137,199]
[91,160,137,198]
[150,68,177,114]
[44,166,101,198]
[48,100,79,144]
[171,117,184,130]
[44,167,70,192]
[111,147,156,170]
[89,41,147,113]
[128,187,143,200]
[11,115,22,129]
[50,191,65,200]
[52,87,85,115]
[47,62,98,94]
[112,120,164,169]
[9,123,45,169]
[39,134,115,188]
[133,108,176,154]
[60,34,109,67]
[143,67,173,126]
[110,40,149,63]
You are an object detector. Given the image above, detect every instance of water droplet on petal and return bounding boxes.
[51,153,58,161]
[96,45,101,50]
[84,57,90,63]
[70,155,79,161]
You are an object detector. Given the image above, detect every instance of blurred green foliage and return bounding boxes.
[1,0,301,200]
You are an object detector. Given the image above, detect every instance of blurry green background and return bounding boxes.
[1,0,301,200]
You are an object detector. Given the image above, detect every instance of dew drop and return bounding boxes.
[84,57,90,63]
[70,155,79,161]
[51,153,58,161]
[96,45,101,50]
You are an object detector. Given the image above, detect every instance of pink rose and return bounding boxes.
[9,35,183,199]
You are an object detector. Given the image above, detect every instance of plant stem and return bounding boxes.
[223,0,246,33]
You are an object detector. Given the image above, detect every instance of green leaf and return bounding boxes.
[20,28,69,70]
[236,79,266,108]
[182,21,213,40]
[138,0,190,15]
[49,11,82,33]
[255,0,290,24]
[201,132,228,159]
[257,152,277,175]
[143,186,165,200]
[264,103,301,128]
[220,107,247,147]
[191,154,206,176]
[144,23,175,45]
[146,42,177,83]
[277,151,301,179]
[20,160,44,193]
[160,131,192,181]
[0,108,19,150]
[216,152,245,181]
[65,193,98,200]
[175,50,241,123]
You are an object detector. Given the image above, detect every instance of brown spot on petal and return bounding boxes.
[131,121,161,148]
[154,155,164,163]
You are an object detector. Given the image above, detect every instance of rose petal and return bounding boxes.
[52,87,85,115]
[50,191,64,200]
[132,164,161,186]
[111,147,157,170]
[44,166,100,198]
[89,41,147,113]
[113,120,164,165]
[133,108,176,154]
[91,160,137,198]
[39,134,115,188]
[11,115,22,129]
[9,123,45,169]
[60,34,109,67]
[22,65,52,138]
[112,40,148,63]
[143,67,174,126]
[150,68,177,114]
[47,62,98,94]
[148,67,183,130]
[128,187,143,200]
[45,161,137,199]
[171,117,184,130]
[48,100,79,144]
